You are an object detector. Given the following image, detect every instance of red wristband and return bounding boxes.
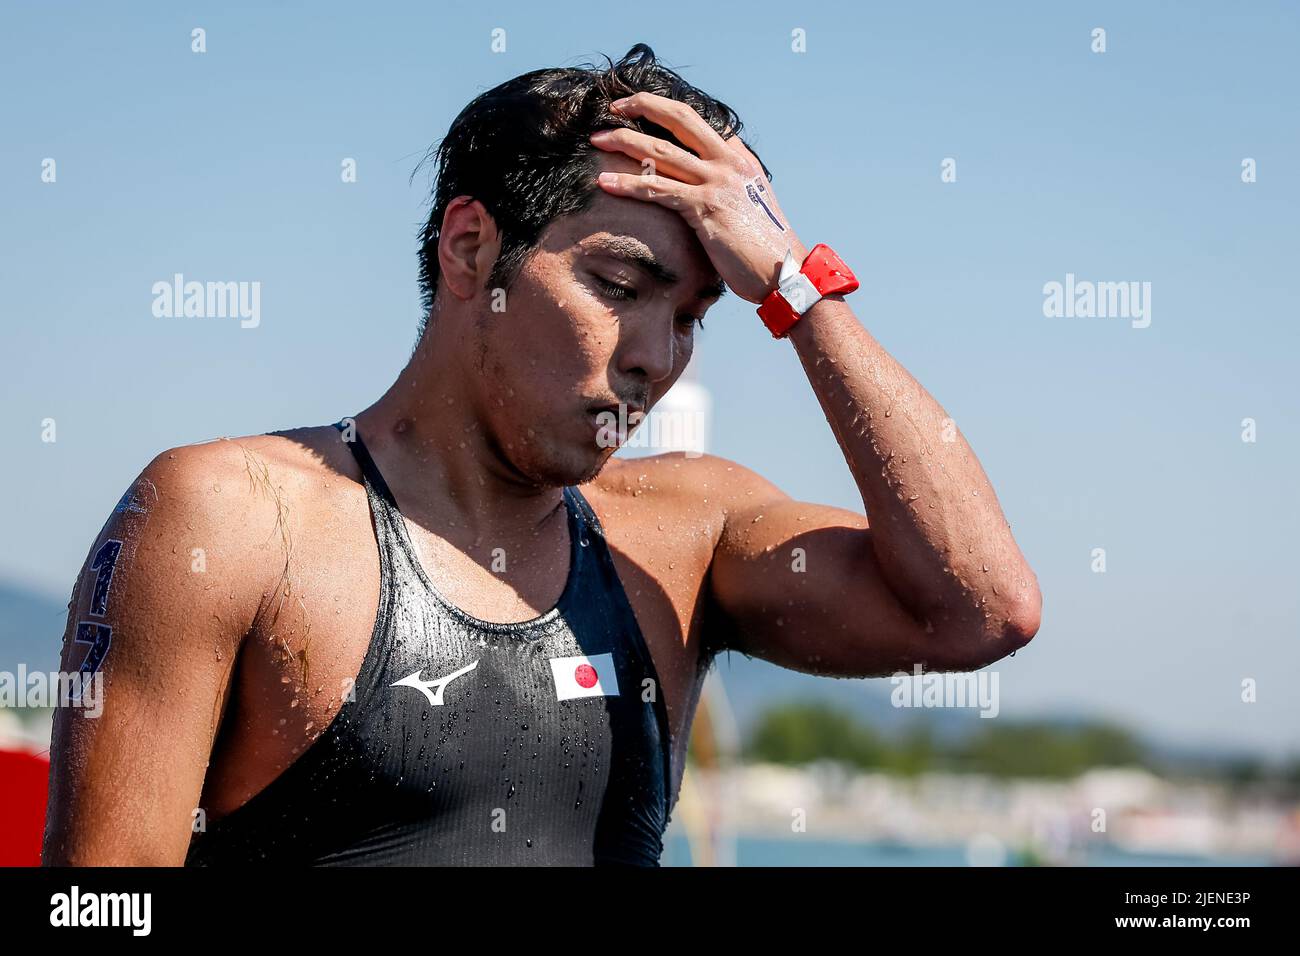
[757,243,860,338]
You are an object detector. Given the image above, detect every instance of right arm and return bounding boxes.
[42,443,271,865]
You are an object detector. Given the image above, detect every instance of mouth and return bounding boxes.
[587,401,645,420]
[586,401,646,448]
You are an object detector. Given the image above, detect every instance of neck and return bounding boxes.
[352,322,565,540]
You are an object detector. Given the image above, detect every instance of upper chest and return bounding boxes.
[209,466,722,814]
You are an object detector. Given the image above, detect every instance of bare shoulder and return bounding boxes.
[580,452,803,585]
[587,451,790,517]
[134,426,351,526]
[147,424,357,489]
[108,425,360,612]
[586,451,869,591]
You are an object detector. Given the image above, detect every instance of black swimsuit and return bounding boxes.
[185,424,673,865]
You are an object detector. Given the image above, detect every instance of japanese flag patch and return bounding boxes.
[549,653,619,701]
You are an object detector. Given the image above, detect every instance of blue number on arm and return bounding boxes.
[72,621,113,698]
[89,539,122,617]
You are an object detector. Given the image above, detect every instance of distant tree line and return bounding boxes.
[737,701,1298,786]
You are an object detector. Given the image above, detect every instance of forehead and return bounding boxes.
[540,152,718,286]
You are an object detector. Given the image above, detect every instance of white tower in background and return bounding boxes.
[616,356,711,459]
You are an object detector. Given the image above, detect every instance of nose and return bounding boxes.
[615,309,681,386]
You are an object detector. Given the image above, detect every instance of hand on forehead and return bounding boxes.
[583,154,714,269]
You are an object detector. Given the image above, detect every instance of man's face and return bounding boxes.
[468,152,724,487]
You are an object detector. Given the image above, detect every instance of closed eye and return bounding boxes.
[595,276,637,301]
[596,275,704,330]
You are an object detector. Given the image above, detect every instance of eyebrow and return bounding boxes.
[583,235,727,301]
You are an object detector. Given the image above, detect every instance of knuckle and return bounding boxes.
[699,188,722,218]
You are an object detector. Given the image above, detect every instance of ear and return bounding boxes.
[437,196,502,300]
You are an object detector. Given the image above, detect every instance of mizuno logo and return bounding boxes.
[391,659,478,706]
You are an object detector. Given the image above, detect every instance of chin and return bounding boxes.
[559,447,616,487]
[571,453,614,486]
[509,438,611,489]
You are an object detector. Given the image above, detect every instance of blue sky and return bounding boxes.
[2,1,1297,756]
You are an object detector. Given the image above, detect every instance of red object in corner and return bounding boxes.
[0,749,49,866]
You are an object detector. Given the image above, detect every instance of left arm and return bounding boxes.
[592,92,1041,675]
[787,292,1042,661]
[702,298,1041,676]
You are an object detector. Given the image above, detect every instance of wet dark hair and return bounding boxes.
[412,43,767,336]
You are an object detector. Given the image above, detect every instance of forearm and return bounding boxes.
[787,294,1039,642]
[583,90,1039,647]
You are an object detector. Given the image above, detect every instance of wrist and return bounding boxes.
[756,243,859,339]
[761,240,809,300]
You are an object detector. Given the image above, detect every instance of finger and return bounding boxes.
[724,133,764,176]
[589,127,711,185]
[610,92,729,161]
[595,170,698,217]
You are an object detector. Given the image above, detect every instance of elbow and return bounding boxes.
[999,578,1042,651]
[933,578,1041,671]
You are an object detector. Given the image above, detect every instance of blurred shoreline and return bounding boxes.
[670,763,1300,866]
